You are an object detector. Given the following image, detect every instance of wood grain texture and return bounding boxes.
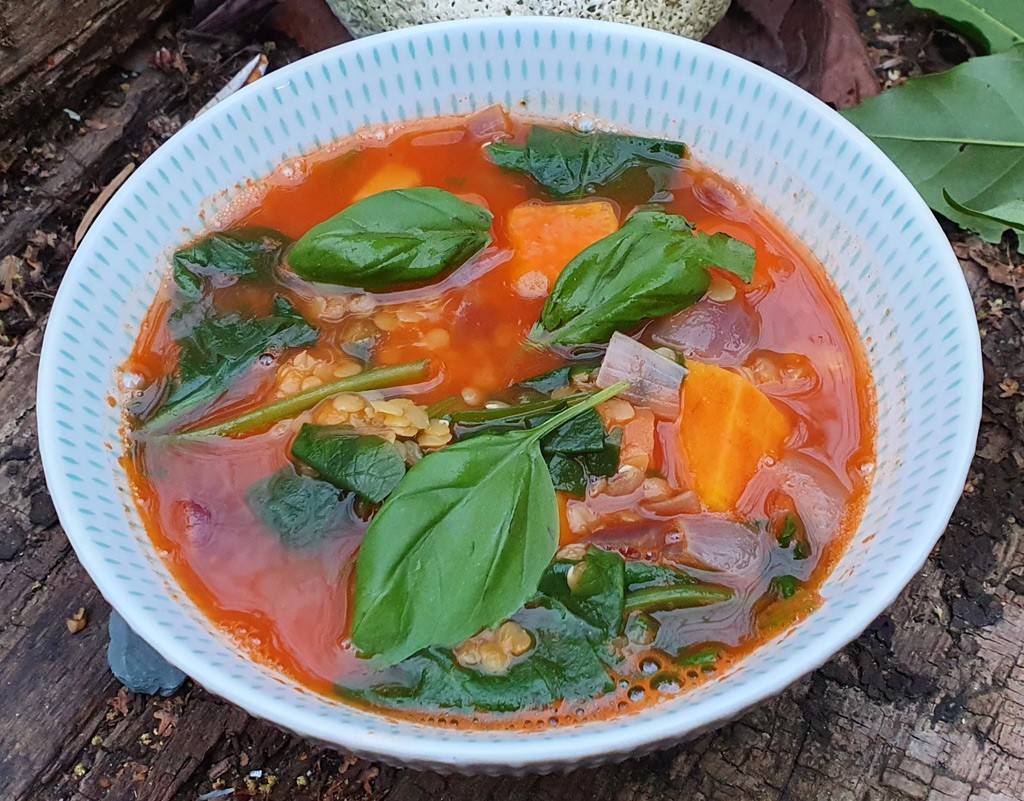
[0,0,175,168]
[1,9,1023,800]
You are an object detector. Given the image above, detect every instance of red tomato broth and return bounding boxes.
[122,109,875,729]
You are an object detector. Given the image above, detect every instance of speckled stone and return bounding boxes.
[107,611,186,696]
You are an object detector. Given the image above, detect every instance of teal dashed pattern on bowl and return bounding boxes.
[37,17,981,773]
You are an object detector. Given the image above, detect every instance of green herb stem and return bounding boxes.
[173,359,431,439]
[449,393,589,425]
[624,583,734,614]
[529,382,627,440]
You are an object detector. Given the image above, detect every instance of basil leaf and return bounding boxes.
[288,188,493,289]
[350,383,626,666]
[173,228,289,299]
[538,547,626,639]
[340,603,613,713]
[147,296,317,429]
[487,126,686,199]
[532,210,756,346]
[246,467,347,548]
[291,424,405,503]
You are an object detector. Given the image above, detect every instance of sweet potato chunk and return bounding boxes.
[679,361,790,512]
[352,163,422,201]
[507,201,618,290]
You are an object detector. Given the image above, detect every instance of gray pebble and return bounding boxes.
[107,611,186,696]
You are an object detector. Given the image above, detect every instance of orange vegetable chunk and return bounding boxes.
[679,361,790,512]
[352,162,422,201]
[506,200,618,292]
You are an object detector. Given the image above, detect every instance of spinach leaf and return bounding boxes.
[340,603,613,713]
[487,126,686,199]
[288,188,493,289]
[350,382,627,666]
[538,547,626,639]
[453,398,619,497]
[531,210,756,346]
[676,645,721,669]
[246,467,347,548]
[147,296,317,429]
[173,228,289,298]
[517,362,599,394]
[291,424,405,503]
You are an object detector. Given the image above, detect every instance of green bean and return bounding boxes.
[623,583,734,614]
[172,359,431,439]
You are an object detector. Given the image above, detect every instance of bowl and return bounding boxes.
[37,17,982,772]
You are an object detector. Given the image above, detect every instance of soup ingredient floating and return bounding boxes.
[122,109,874,726]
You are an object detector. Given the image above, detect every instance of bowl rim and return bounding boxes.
[37,15,982,770]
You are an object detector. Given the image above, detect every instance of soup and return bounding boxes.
[122,107,875,728]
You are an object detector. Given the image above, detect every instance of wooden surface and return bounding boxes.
[2,9,1024,801]
[0,0,174,167]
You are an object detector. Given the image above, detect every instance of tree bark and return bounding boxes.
[0,0,174,168]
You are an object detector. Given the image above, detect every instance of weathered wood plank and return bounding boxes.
[0,0,174,168]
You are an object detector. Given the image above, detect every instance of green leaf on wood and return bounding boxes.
[841,49,1024,252]
[909,0,1024,54]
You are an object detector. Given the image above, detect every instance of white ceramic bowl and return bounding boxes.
[37,17,982,772]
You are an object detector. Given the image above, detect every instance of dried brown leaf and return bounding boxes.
[269,0,352,53]
[706,0,880,108]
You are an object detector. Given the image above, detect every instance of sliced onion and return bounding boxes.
[596,332,687,420]
[647,297,760,367]
[667,516,770,585]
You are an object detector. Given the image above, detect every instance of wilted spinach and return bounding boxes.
[147,297,317,429]
[538,546,626,639]
[173,228,289,298]
[246,466,347,548]
[291,424,406,504]
[340,603,613,713]
[145,296,317,430]
[487,126,686,199]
